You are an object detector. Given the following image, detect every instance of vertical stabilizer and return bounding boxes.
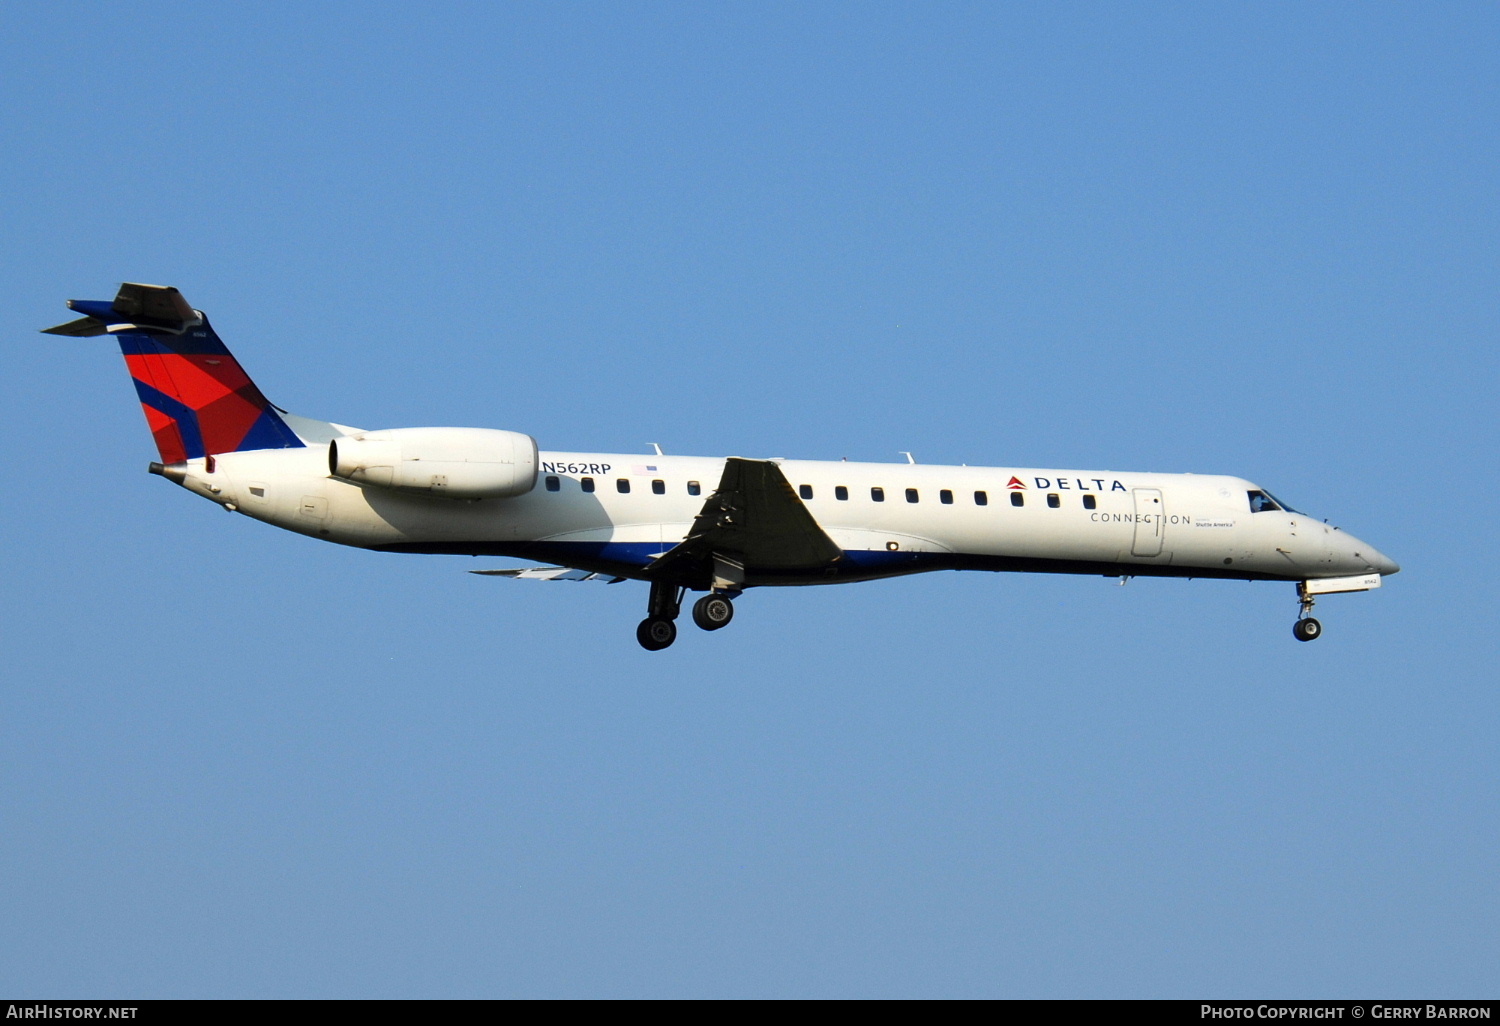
[44,283,305,464]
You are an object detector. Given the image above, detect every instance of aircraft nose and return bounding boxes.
[1351,537,1400,576]
[1336,530,1399,576]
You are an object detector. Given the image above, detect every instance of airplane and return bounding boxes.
[45,282,1400,650]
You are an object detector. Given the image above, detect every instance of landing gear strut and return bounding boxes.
[1293,583,1322,642]
[637,581,683,651]
[635,582,742,649]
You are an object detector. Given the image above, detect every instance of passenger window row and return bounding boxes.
[544,475,1099,509]
[808,486,1096,510]
[546,476,703,495]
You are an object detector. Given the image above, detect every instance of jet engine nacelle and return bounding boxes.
[329,427,539,500]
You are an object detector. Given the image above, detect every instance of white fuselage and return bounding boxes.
[165,444,1398,588]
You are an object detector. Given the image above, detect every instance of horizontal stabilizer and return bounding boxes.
[41,315,111,337]
[110,282,198,326]
[43,283,201,337]
[471,567,627,583]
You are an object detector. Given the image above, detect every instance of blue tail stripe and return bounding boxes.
[110,323,233,357]
[131,378,205,460]
[237,406,305,451]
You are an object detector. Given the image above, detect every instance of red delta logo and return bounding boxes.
[1008,474,1130,492]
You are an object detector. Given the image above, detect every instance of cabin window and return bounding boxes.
[581,477,595,493]
[974,490,988,506]
[545,476,560,492]
[799,484,813,500]
[871,487,885,502]
[1083,494,1096,510]
[835,486,849,501]
[1011,492,1025,507]
[617,479,630,494]
[940,489,953,505]
[687,481,701,496]
[652,479,665,495]
[906,488,919,503]
[1047,493,1060,508]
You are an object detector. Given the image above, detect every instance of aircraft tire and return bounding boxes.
[1293,617,1322,642]
[637,617,677,651]
[692,595,734,631]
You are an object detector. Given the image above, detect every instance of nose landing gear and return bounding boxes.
[1293,583,1322,642]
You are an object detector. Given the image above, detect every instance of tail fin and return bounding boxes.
[44,283,305,464]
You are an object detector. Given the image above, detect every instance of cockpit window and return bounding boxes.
[1248,490,1303,515]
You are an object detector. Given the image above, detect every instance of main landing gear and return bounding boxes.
[637,581,683,651]
[1293,583,1322,642]
[636,616,677,651]
[692,594,734,631]
[636,581,738,650]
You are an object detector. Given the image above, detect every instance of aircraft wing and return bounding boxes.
[647,457,842,588]
[471,567,626,583]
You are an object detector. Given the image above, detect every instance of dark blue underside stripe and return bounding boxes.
[369,540,1301,585]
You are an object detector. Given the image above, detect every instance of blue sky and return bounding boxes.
[2,1,1496,998]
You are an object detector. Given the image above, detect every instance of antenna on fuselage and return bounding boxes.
[900,452,916,464]
[649,443,664,456]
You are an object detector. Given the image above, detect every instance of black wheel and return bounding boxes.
[692,594,734,631]
[1293,617,1322,642]
[636,617,677,651]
